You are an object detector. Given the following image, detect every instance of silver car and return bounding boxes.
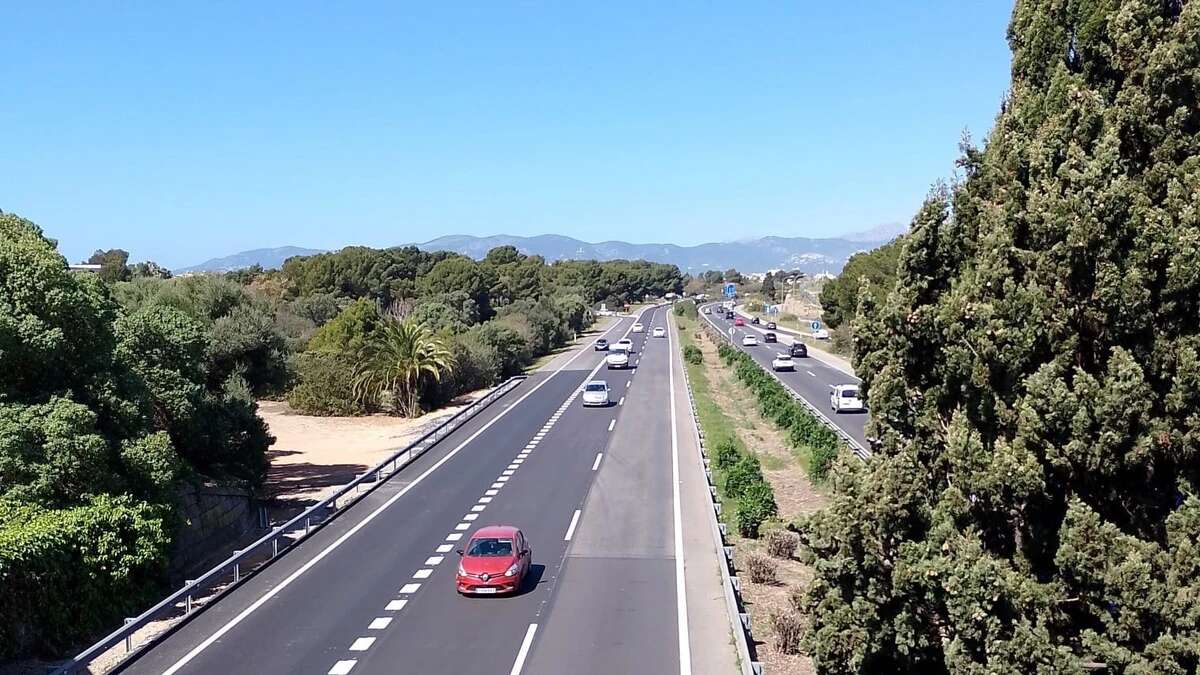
[582,380,611,406]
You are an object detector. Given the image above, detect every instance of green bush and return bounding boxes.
[710,437,741,470]
[734,481,777,537]
[0,495,172,660]
[287,351,366,416]
[808,442,838,483]
[745,300,764,312]
[723,455,764,499]
[683,344,703,365]
[673,300,698,319]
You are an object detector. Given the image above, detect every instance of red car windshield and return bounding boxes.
[467,537,514,557]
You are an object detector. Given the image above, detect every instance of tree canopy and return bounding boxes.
[818,237,903,329]
[800,2,1200,672]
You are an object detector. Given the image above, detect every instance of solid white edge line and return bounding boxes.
[508,623,539,675]
[591,452,603,471]
[564,509,582,541]
[668,313,693,674]
[158,315,635,675]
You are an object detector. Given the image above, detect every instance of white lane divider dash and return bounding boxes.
[619,396,625,406]
[607,419,616,432]
[425,555,444,565]
[471,504,487,512]
[436,544,454,554]
[509,624,539,675]
[385,599,407,611]
[446,532,463,541]
[413,569,433,579]
[349,637,375,652]
[368,617,392,630]
[564,509,582,541]
[464,513,479,521]
[808,371,816,377]
[329,660,357,675]
[592,453,603,471]
[399,583,421,594]
[626,381,631,388]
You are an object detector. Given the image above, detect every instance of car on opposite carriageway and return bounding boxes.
[594,338,609,351]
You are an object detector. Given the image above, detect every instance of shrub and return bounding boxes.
[807,442,839,483]
[0,495,172,660]
[673,300,698,319]
[683,344,703,365]
[745,300,764,312]
[710,437,741,470]
[722,455,763,498]
[787,585,806,613]
[735,481,778,537]
[744,552,777,584]
[771,611,805,655]
[764,528,799,559]
[287,351,366,416]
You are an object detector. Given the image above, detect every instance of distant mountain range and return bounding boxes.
[176,246,325,274]
[177,226,905,275]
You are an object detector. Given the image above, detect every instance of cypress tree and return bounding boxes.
[800,1,1200,672]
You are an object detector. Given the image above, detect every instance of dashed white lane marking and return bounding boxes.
[435,544,454,553]
[619,396,625,406]
[425,556,444,565]
[400,583,421,593]
[329,659,357,675]
[445,532,463,541]
[478,496,493,503]
[413,569,432,579]
[471,504,486,512]
[502,470,514,476]
[808,371,816,377]
[497,476,509,482]
[349,637,375,651]
[368,617,393,630]
[592,453,603,471]
[508,623,539,675]
[485,489,499,496]
[491,482,504,489]
[455,522,471,530]
[626,381,631,388]
[385,599,407,611]
[607,419,616,432]
[464,513,479,521]
[564,509,582,541]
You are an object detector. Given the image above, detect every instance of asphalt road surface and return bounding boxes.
[699,305,870,448]
[117,305,703,675]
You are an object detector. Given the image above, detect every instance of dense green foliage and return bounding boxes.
[352,318,455,417]
[0,213,275,658]
[801,3,1200,672]
[682,344,703,365]
[818,237,903,329]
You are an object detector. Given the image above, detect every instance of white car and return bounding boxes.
[581,380,611,406]
[830,384,865,413]
[771,354,794,371]
[632,322,645,333]
[741,335,758,347]
[616,338,634,353]
[606,348,630,369]
[652,326,666,338]
[812,328,831,340]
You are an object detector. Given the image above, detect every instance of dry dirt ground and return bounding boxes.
[697,331,829,675]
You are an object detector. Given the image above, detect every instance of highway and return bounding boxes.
[699,304,871,448]
[115,305,720,675]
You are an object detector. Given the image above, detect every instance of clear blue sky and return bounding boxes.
[2,2,1014,269]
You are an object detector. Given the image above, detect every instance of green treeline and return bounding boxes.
[799,2,1200,672]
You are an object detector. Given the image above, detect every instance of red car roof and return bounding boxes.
[471,525,520,538]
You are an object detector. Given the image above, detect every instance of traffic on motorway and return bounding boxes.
[700,303,872,450]
[109,305,701,675]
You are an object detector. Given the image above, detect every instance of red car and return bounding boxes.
[734,317,745,326]
[455,525,532,595]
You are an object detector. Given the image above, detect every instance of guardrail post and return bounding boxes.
[305,517,311,534]
[233,550,242,582]
[273,535,279,558]
[124,618,135,652]
[184,580,196,614]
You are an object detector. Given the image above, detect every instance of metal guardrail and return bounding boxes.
[699,306,871,460]
[53,375,528,675]
[672,312,763,675]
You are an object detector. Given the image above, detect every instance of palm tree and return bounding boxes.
[352,317,454,417]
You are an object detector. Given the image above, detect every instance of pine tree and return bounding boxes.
[800,2,1200,672]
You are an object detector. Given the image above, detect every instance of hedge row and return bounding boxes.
[709,437,778,538]
[716,342,842,482]
[0,495,173,659]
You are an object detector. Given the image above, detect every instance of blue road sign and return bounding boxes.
[723,283,737,298]
[811,320,821,331]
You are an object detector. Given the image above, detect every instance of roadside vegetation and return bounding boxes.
[676,308,829,673]
[796,3,1200,672]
